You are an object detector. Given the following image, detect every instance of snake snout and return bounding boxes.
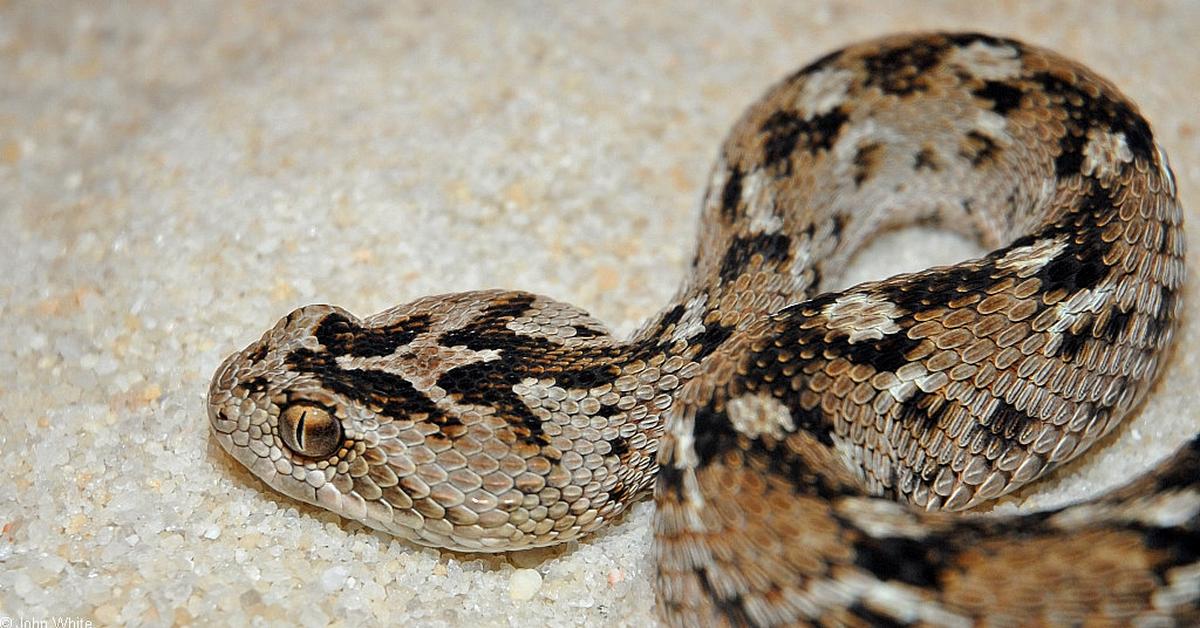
[206,351,242,429]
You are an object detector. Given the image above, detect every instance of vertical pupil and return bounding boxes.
[279,405,340,458]
[295,410,308,450]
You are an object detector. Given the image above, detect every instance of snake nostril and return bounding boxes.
[207,404,240,435]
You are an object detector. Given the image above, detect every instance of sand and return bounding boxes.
[2,2,1197,625]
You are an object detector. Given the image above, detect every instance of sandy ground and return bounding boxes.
[2,2,1197,626]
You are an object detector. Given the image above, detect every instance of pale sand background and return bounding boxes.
[2,2,1198,625]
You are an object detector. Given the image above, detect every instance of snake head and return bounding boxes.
[207,289,642,551]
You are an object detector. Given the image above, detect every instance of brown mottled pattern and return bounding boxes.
[208,33,1195,625]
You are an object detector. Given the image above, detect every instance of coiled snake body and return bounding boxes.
[208,33,1197,625]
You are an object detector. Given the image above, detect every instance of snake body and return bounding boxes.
[208,33,1196,625]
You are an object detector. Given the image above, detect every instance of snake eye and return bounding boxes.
[278,404,342,458]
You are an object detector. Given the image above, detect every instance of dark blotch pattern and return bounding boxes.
[317,312,431,358]
[760,108,849,172]
[850,532,949,588]
[834,328,926,374]
[896,391,948,439]
[552,362,623,390]
[772,294,927,374]
[861,38,949,95]
[697,568,753,626]
[1147,290,1177,345]
[690,386,835,474]
[1056,326,1091,362]
[294,293,640,447]
[852,142,884,187]
[245,343,269,363]
[690,406,743,470]
[878,263,997,313]
[569,325,605,338]
[831,214,848,239]
[1028,71,1157,177]
[973,80,1025,115]
[961,130,1000,166]
[1140,521,1200,579]
[437,358,550,447]
[982,399,1036,450]
[437,293,632,428]
[1150,436,1200,493]
[438,293,542,352]
[914,145,940,171]
[1031,183,1115,298]
[736,373,834,444]
[240,375,270,395]
[657,304,687,332]
[848,506,1052,589]
[606,436,630,459]
[288,348,453,428]
[655,459,687,501]
[718,233,793,283]
[720,166,744,221]
[687,322,736,363]
[1100,306,1136,344]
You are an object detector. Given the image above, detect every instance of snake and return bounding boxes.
[207,32,1197,625]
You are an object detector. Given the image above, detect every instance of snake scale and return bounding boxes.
[208,33,1197,625]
